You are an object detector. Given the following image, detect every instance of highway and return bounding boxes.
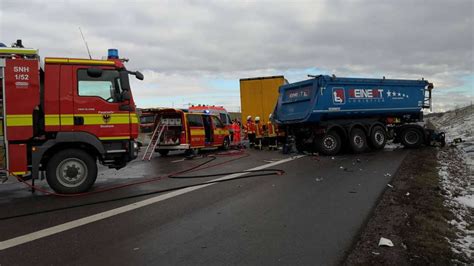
[0,148,408,265]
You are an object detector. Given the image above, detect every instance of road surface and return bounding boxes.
[0,148,408,265]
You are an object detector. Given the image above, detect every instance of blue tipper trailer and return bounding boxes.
[272,75,445,155]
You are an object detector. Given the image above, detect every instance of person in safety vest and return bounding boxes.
[267,114,278,150]
[232,119,241,145]
[245,115,256,146]
[254,116,263,149]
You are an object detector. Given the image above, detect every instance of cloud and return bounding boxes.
[1,0,472,112]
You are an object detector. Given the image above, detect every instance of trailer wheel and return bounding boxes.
[316,131,342,155]
[158,149,169,156]
[46,149,97,194]
[369,126,387,150]
[400,128,423,148]
[349,128,368,153]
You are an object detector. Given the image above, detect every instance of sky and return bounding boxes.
[1,0,472,112]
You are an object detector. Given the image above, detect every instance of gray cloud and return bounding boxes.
[1,0,472,111]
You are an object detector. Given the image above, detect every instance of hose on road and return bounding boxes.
[1,150,285,220]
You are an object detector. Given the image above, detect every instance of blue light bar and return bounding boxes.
[108,48,119,59]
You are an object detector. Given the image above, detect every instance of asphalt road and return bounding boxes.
[0,147,408,265]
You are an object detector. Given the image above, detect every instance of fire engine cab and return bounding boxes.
[0,40,143,193]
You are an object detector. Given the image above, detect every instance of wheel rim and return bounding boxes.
[56,158,88,188]
[323,136,337,151]
[374,130,385,145]
[353,135,364,148]
[404,130,419,145]
[224,138,229,148]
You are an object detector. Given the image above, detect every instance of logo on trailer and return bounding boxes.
[102,114,111,124]
[349,88,384,99]
[332,87,345,104]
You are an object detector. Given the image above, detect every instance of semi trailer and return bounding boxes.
[272,75,444,155]
[0,40,143,193]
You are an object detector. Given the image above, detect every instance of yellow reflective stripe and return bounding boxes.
[12,171,27,176]
[61,114,74,126]
[45,114,60,126]
[6,115,33,126]
[82,114,130,125]
[45,114,132,126]
[190,129,205,135]
[215,129,229,135]
[99,136,130,140]
[45,58,115,66]
[0,48,37,55]
[130,114,139,124]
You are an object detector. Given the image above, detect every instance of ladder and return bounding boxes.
[142,121,167,161]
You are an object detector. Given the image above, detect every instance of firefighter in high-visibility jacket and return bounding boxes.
[254,116,263,149]
[232,119,241,145]
[267,114,278,149]
[245,115,256,146]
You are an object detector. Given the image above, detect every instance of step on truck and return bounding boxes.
[272,75,445,155]
[0,40,143,193]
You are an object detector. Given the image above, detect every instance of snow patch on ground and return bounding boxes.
[429,105,474,170]
[384,141,403,151]
[430,105,474,260]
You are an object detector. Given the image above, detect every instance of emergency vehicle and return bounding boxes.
[188,105,232,128]
[142,108,230,158]
[0,40,143,193]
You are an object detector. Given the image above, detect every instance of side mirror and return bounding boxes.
[87,68,103,78]
[135,71,144,81]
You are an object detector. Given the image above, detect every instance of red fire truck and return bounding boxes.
[0,40,143,193]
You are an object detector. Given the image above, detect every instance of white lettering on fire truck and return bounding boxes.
[14,66,30,81]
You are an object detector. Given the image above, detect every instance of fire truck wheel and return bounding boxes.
[349,128,368,153]
[316,130,342,156]
[158,150,169,156]
[220,137,230,150]
[400,128,423,148]
[46,149,97,194]
[369,125,387,150]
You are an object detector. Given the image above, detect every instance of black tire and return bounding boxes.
[158,149,169,156]
[316,131,342,155]
[46,149,97,194]
[400,128,423,148]
[349,128,368,153]
[184,149,196,157]
[220,137,230,150]
[369,125,387,150]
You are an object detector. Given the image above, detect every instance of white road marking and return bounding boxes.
[0,155,304,251]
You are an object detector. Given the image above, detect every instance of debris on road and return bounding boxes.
[379,237,394,247]
[372,251,380,255]
[387,184,394,188]
[315,178,324,182]
[406,192,410,196]
[384,173,392,177]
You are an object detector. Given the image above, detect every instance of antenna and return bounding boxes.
[79,27,92,59]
